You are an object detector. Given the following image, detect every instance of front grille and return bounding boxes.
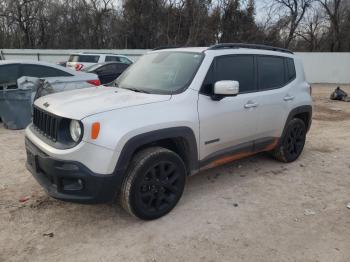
[33,107,59,141]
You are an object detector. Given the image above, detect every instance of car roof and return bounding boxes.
[151,44,295,57]
[0,60,86,75]
[70,53,130,57]
[0,60,65,67]
[95,61,131,66]
[83,61,128,71]
[152,47,207,53]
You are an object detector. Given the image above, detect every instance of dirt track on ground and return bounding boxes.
[1,85,350,262]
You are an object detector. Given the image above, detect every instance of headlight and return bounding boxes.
[69,120,82,142]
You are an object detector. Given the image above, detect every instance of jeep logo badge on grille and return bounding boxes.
[43,102,50,108]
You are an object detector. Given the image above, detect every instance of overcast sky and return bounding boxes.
[255,0,270,23]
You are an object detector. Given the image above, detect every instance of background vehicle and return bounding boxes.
[66,53,133,71]
[57,61,67,67]
[0,60,101,90]
[82,62,131,85]
[25,44,312,220]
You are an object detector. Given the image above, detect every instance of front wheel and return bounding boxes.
[271,118,306,163]
[120,147,186,220]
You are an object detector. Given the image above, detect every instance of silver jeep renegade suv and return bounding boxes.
[25,44,312,220]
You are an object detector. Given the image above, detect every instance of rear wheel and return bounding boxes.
[271,118,306,163]
[120,147,186,220]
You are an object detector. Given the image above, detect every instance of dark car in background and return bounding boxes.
[82,62,131,85]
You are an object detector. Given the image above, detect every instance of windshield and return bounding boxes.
[115,51,204,94]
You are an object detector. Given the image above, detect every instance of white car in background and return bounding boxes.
[66,53,133,71]
[0,60,101,90]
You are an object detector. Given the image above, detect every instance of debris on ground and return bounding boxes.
[43,232,54,238]
[19,196,30,203]
[346,203,350,209]
[304,209,316,216]
[0,183,8,190]
[330,87,350,102]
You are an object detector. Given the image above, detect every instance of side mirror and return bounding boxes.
[212,80,239,100]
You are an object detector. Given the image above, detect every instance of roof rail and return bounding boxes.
[152,46,181,51]
[81,52,126,55]
[207,43,293,54]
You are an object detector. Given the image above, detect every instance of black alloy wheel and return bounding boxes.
[284,121,306,159]
[271,118,306,163]
[137,161,182,213]
[120,147,186,220]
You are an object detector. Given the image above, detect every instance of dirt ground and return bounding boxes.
[1,84,350,262]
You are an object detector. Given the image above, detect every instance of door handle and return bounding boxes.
[244,102,258,109]
[283,95,295,101]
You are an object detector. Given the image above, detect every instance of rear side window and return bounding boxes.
[68,55,99,63]
[105,56,121,62]
[0,64,20,84]
[201,55,256,95]
[286,58,296,81]
[22,65,72,77]
[115,63,130,72]
[257,56,285,90]
[100,64,116,74]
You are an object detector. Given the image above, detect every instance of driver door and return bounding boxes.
[198,55,259,162]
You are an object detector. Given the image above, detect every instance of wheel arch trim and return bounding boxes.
[287,105,312,131]
[114,126,199,174]
[280,105,312,145]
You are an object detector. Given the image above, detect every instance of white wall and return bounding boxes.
[0,49,148,63]
[1,49,349,84]
[295,52,350,84]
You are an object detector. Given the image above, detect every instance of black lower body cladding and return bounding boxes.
[25,138,123,204]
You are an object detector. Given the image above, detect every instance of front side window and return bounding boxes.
[115,52,204,94]
[201,55,256,95]
[22,65,72,77]
[257,56,285,90]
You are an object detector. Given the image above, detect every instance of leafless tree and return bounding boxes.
[296,6,326,50]
[0,0,349,51]
[271,0,314,48]
[316,0,346,51]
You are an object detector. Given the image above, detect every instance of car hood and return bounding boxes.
[34,86,171,120]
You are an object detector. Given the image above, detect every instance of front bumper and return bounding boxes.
[25,138,124,204]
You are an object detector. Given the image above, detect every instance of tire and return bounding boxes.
[271,118,306,163]
[120,147,186,220]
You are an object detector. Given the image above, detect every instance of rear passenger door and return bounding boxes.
[253,56,296,144]
[198,55,259,161]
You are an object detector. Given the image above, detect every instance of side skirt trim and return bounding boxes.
[198,137,279,171]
